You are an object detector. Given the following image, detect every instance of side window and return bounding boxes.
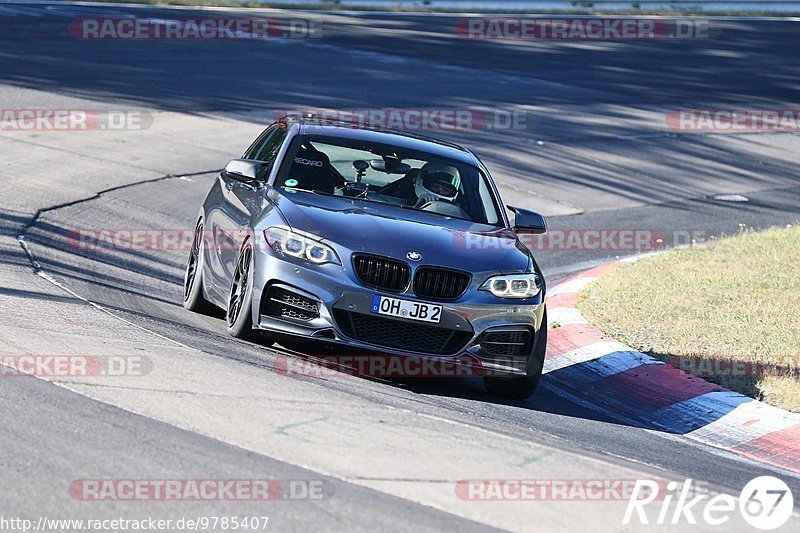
[243,127,274,159]
[243,125,287,181]
[243,125,287,166]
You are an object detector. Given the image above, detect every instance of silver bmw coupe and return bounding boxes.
[184,115,548,398]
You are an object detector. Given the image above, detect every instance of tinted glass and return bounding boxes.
[276,135,502,226]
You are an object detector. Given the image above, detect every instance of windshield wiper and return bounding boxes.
[284,187,336,198]
[394,203,474,223]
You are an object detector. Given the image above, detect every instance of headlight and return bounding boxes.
[480,273,541,299]
[264,227,340,265]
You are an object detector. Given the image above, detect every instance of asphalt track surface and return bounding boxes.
[1,2,799,531]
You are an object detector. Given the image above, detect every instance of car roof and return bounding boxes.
[278,114,479,166]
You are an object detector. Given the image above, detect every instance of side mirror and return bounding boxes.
[223,159,262,184]
[507,205,547,235]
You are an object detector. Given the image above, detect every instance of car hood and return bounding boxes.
[268,189,531,273]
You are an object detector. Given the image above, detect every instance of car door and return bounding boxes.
[207,124,287,295]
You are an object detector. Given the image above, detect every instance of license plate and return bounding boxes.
[371,295,442,323]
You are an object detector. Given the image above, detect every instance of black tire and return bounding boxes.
[226,241,259,341]
[483,309,548,400]
[183,219,216,314]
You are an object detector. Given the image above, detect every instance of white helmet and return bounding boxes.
[414,163,460,205]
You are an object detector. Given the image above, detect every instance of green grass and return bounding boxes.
[578,224,800,412]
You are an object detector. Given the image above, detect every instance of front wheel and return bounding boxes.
[226,241,258,340]
[483,309,548,400]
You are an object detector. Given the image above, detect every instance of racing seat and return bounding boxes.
[287,144,346,194]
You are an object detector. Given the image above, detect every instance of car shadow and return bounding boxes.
[336,348,754,436]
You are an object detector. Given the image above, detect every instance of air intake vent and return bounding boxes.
[262,286,319,321]
[480,328,532,357]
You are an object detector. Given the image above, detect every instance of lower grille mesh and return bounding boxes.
[334,310,471,355]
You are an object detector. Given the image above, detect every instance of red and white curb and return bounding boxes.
[544,260,800,475]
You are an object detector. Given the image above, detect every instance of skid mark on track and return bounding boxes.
[14,168,220,344]
[516,450,555,467]
[274,417,330,436]
[15,167,219,272]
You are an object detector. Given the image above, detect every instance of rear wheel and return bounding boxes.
[183,219,216,314]
[483,309,548,400]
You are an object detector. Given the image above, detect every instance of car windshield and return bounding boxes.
[275,135,503,226]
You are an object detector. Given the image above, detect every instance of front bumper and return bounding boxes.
[251,249,545,376]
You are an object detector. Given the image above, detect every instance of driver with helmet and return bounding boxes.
[413,162,461,208]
